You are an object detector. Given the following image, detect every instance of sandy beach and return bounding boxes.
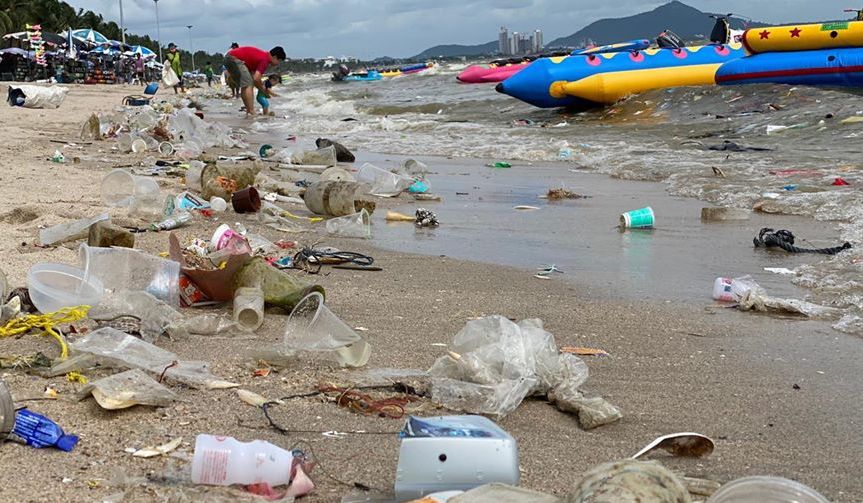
[0,84,860,503]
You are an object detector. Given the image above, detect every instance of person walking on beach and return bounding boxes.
[205,62,214,87]
[134,54,145,84]
[165,42,185,94]
[225,45,286,117]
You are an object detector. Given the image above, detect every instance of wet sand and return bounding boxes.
[0,85,860,502]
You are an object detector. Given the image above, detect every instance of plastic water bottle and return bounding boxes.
[191,434,297,486]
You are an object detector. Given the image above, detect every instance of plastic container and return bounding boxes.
[158,142,174,156]
[712,277,735,302]
[356,163,413,197]
[301,145,336,166]
[191,434,297,486]
[395,415,519,500]
[131,138,148,153]
[210,224,240,251]
[303,181,374,216]
[209,197,227,212]
[39,213,109,246]
[325,209,371,239]
[79,244,180,306]
[284,291,370,367]
[707,476,829,503]
[233,287,264,331]
[144,82,159,95]
[620,206,655,229]
[0,378,14,438]
[27,263,104,313]
[231,187,261,213]
[319,166,356,182]
[10,409,78,451]
[116,133,134,153]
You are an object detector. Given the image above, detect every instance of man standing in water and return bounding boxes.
[225,45,286,117]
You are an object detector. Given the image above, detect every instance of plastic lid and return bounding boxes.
[56,434,79,452]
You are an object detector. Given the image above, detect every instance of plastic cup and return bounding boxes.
[209,197,227,212]
[325,208,371,239]
[231,187,262,213]
[131,138,148,153]
[116,133,134,153]
[356,163,413,197]
[284,292,370,367]
[707,476,829,503]
[259,144,274,158]
[158,142,174,156]
[620,206,655,229]
[101,169,161,208]
[186,160,206,191]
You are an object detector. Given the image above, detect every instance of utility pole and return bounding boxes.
[119,0,126,45]
[187,25,194,72]
[154,0,162,61]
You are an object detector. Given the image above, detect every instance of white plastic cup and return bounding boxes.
[325,208,371,239]
[131,138,148,153]
[191,434,295,487]
[712,277,735,302]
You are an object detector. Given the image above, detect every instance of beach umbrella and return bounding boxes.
[70,29,109,45]
[128,45,157,60]
[0,48,28,56]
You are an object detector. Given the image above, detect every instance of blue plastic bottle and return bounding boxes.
[10,409,78,452]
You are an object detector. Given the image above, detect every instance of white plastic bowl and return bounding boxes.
[27,263,104,313]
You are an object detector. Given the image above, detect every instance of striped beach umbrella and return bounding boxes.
[70,29,109,45]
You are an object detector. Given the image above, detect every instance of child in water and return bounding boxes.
[256,74,280,116]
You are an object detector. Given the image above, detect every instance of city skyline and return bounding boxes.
[498,26,543,56]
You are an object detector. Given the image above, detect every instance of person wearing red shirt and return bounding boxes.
[225,45,286,117]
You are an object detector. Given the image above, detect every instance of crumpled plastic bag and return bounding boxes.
[429,316,617,428]
[89,291,184,343]
[8,85,69,109]
[79,369,176,409]
[734,277,839,318]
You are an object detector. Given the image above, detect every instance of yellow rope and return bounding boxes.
[0,306,90,360]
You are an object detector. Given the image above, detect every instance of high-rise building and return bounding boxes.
[498,26,510,55]
[510,31,519,55]
[534,29,543,53]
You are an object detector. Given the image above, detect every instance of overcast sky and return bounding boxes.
[65,1,855,59]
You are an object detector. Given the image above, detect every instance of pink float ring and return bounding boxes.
[629,51,645,62]
[714,44,730,56]
[586,55,601,66]
[672,48,688,59]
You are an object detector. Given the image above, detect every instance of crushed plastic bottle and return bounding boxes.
[9,409,78,451]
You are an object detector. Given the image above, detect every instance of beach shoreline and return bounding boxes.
[0,84,859,502]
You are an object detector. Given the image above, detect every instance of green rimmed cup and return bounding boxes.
[620,206,655,229]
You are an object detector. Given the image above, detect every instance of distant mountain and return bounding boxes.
[547,1,766,48]
[411,41,497,60]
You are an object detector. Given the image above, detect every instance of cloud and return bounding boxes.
[65,0,857,59]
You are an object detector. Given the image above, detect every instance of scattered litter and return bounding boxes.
[764,267,795,275]
[9,408,78,451]
[631,432,715,459]
[487,162,511,168]
[387,210,416,222]
[545,188,585,200]
[570,460,690,502]
[620,206,654,229]
[754,228,851,255]
[415,208,439,227]
[130,437,183,458]
[79,369,176,410]
[832,177,850,186]
[514,205,540,211]
[561,347,609,357]
[701,207,750,222]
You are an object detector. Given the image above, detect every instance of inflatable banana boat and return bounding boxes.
[333,70,382,82]
[496,43,745,109]
[741,20,863,53]
[378,62,435,77]
[457,40,651,84]
[717,47,863,87]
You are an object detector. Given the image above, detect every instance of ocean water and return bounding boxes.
[226,65,863,334]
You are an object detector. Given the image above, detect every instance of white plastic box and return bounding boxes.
[394,415,519,501]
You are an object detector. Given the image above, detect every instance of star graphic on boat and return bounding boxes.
[759,30,770,39]
[790,27,802,38]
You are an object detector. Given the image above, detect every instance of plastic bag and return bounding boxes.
[162,65,179,87]
[69,327,237,390]
[8,85,69,109]
[89,290,184,342]
[79,369,176,409]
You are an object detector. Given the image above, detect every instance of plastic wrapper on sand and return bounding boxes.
[429,316,617,427]
[79,369,176,409]
[68,327,237,390]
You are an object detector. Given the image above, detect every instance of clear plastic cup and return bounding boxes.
[284,291,370,367]
[131,138,148,153]
[79,244,180,306]
[101,169,161,209]
[707,476,830,503]
[325,208,371,239]
[356,163,413,197]
[186,160,206,191]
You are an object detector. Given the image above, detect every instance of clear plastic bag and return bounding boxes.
[79,369,176,409]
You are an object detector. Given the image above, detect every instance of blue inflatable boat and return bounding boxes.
[716,47,863,87]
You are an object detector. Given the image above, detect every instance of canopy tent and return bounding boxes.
[90,46,121,56]
[69,29,109,45]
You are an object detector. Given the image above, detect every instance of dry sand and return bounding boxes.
[0,84,860,502]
